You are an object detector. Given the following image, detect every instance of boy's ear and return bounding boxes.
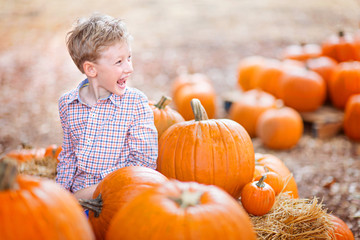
[83,61,97,77]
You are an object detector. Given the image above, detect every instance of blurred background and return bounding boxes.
[1,0,359,151]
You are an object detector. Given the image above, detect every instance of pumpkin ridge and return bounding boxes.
[214,120,230,187]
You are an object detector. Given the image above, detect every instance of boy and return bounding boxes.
[56,13,158,200]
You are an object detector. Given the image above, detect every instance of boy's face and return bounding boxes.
[92,41,133,96]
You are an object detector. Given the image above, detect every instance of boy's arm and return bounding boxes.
[55,96,77,190]
[126,95,158,169]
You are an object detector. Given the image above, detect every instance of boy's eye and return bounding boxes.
[116,60,122,64]
[128,55,132,61]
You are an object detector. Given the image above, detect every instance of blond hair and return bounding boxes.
[66,13,131,73]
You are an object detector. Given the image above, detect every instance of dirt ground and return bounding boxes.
[1,0,360,237]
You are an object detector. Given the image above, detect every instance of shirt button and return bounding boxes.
[87,174,91,178]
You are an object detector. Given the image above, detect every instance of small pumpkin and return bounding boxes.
[5,147,45,162]
[237,55,268,91]
[172,73,216,120]
[282,43,322,61]
[0,158,95,240]
[322,31,360,62]
[157,98,255,198]
[79,166,168,240]
[44,144,62,162]
[228,89,277,138]
[343,93,360,141]
[240,175,276,216]
[256,100,304,150]
[149,96,185,139]
[255,153,299,198]
[279,66,326,112]
[254,168,284,196]
[328,214,354,240]
[107,180,257,240]
[329,61,360,109]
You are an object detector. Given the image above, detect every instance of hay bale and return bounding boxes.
[18,157,57,179]
[249,193,334,239]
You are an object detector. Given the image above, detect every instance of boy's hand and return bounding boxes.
[74,183,99,200]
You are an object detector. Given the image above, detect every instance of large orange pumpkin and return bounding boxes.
[329,61,360,109]
[149,96,185,139]
[228,89,277,138]
[343,93,360,141]
[0,158,95,240]
[322,31,360,62]
[256,101,303,150]
[79,166,168,240]
[279,67,326,112]
[172,73,216,120]
[255,153,299,198]
[107,180,257,240]
[157,99,255,198]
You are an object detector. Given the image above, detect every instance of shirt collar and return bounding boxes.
[66,78,127,107]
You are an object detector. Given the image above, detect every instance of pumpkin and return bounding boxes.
[0,158,95,240]
[228,89,277,138]
[157,98,254,198]
[255,153,299,198]
[79,166,168,240]
[5,147,45,162]
[149,96,185,139]
[106,180,257,240]
[44,144,62,162]
[237,55,268,91]
[172,73,216,120]
[322,31,360,62]
[256,101,303,150]
[343,94,360,141]
[328,214,354,240]
[254,59,285,98]
[253,164,266,180]
[240,175,276,216]
[279,66,326,112]
[305,56,338,98]
[254,168,284,196]
[329,61,360,109]
[282,43,322,61]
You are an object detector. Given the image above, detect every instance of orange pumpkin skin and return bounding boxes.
[329,61,360,109]
[240,176,276,216]
[343,94,360,141]
[172,73,216,120]
[237,56,267,91]
[253,165,266,180]
[328,214,354,240]
[107,180,257,240]
[149,96,185,139]
[254,59,285,98]
[0,162,95,240]
[282,43,322,61]
[228,89,277,138]
[158,99,255,198]
[255,153,299,198]
[87,166,168,240]
[256,105,303,150]
[5,148,45,162]
[279,67,326,112]
[322,31,360,62]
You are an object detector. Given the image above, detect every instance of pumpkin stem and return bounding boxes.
[0,158,19,191]
[154,96,172,109]
[338,31,344,37]
[78,194,103,217]
[169,190,203,209]
[190,98,209,121]
[256,175,267,188]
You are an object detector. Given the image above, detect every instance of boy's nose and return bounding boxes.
[124,60,133,74]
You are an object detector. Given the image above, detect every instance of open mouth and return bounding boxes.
[117,78,127,89]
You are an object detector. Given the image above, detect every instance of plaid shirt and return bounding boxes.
[56,79,158,192]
